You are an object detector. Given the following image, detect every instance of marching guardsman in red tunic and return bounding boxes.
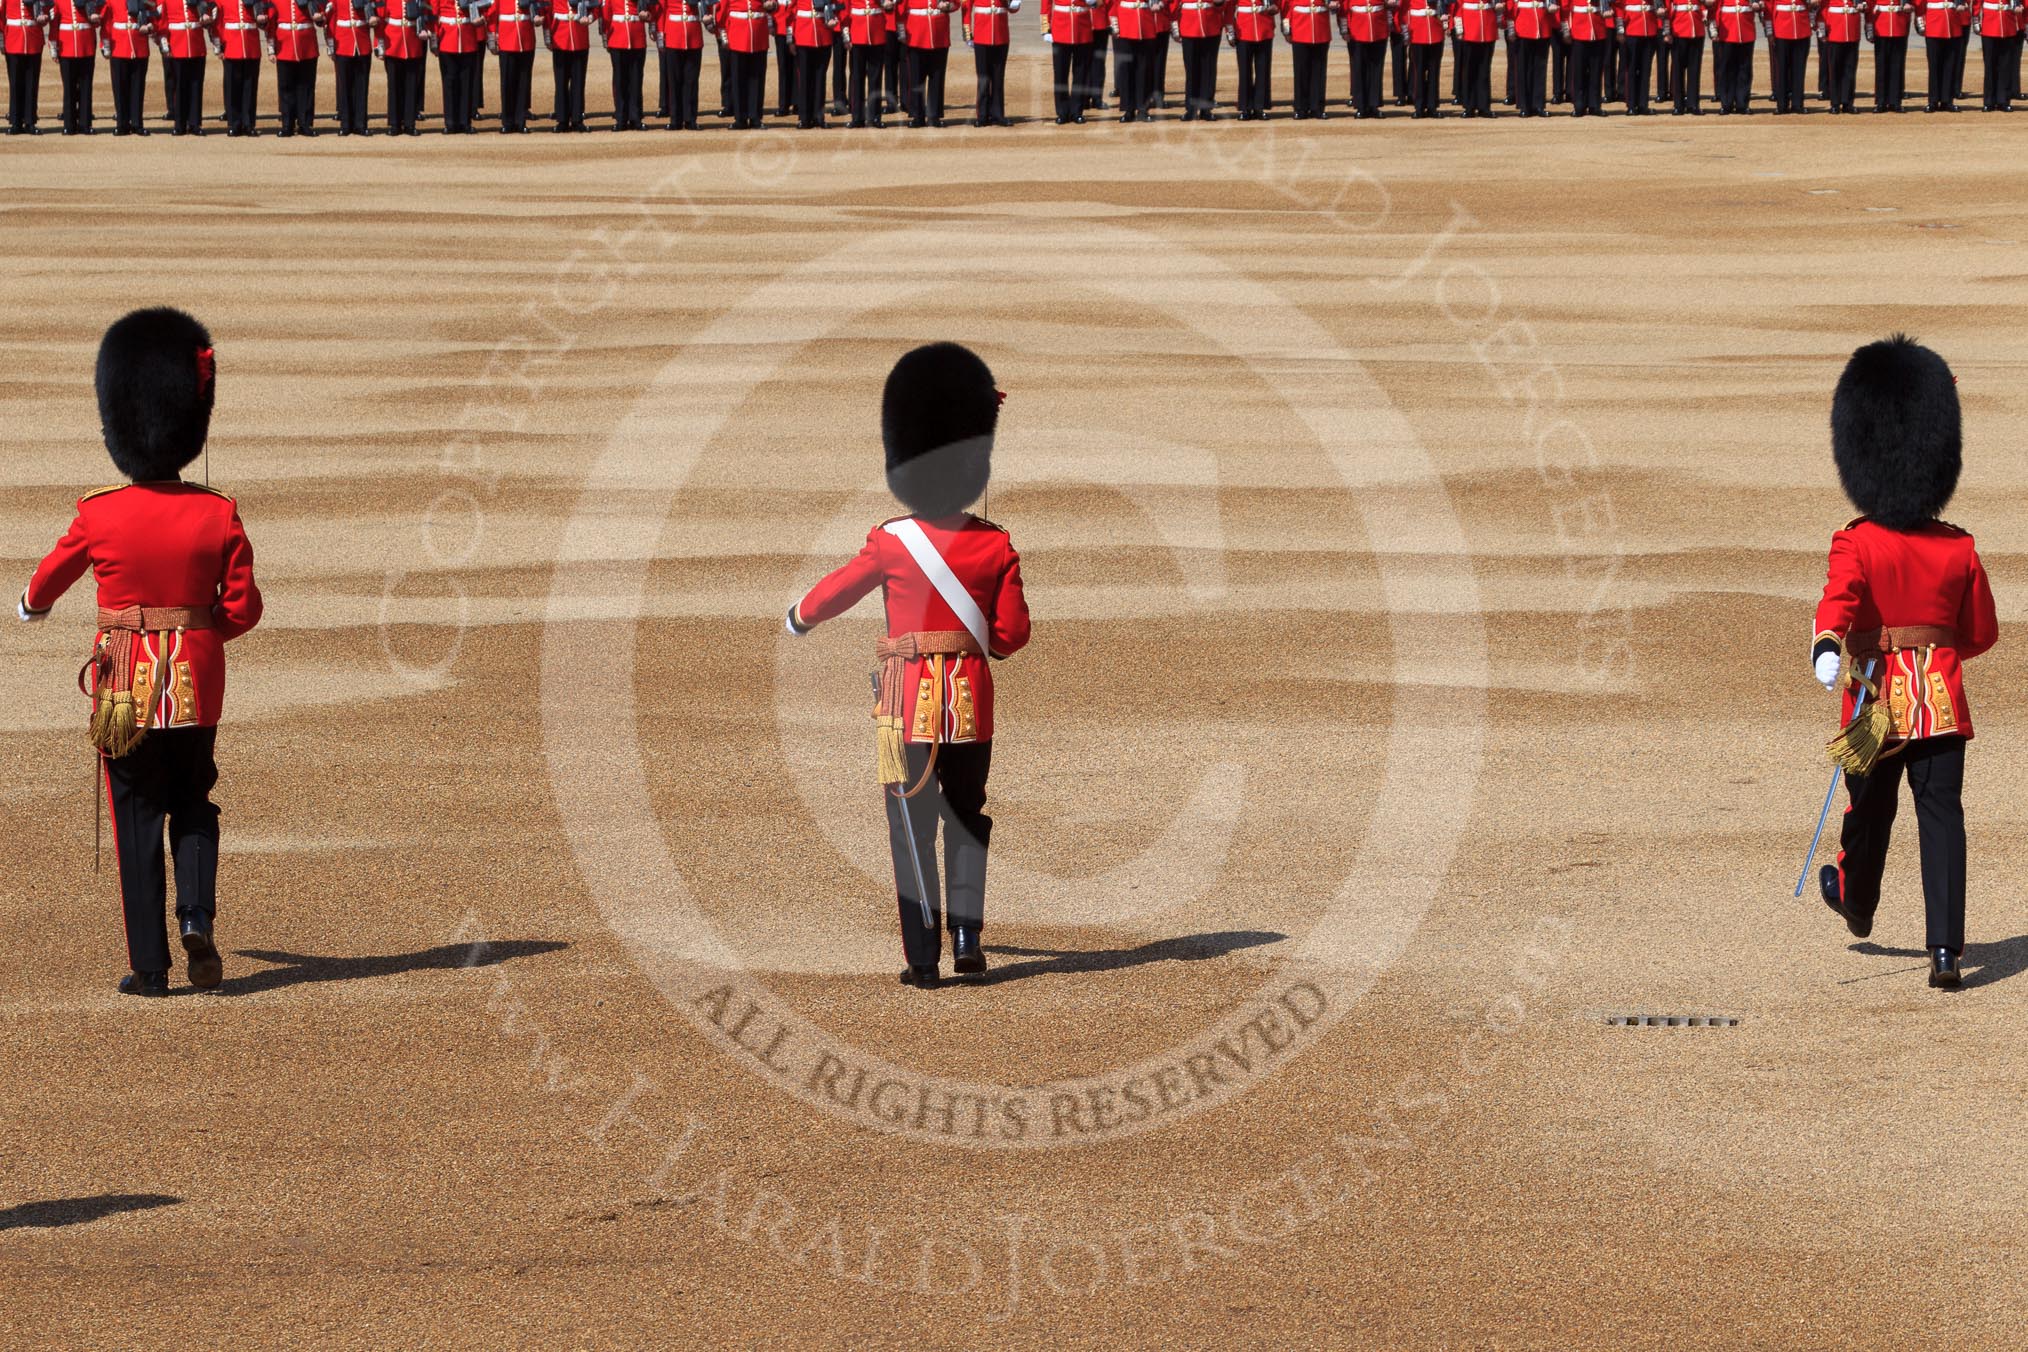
[843,0,892,123]
[1818,0,1861,110]
[4,0,51,135]
[1975,0,2022,109]
[1227,0,1273,117]
[485,0,539,131]
[1559,0,1611,112]
[1708,0,1752,110]
[960,0,1013,124]
[1814,337,1996,990]
[649,0,703,126]
[786,346,1029,988]
[18,310,265,998]
[1040,0,1092,121]
[100,0,157,134]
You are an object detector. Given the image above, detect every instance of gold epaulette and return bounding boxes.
[80,484,131,502]
[183,482,232,500]
[971,515,1007,533]
[1843,515,1870,530]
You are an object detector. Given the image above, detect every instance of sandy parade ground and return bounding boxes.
[2,39,2027,1350]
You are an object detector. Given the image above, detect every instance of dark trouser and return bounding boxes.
[552,47,588,127]
[882,31,901,110]
[1669,34,1701,111]
[1289,37,1327,118]
[1457,39,1492,115]
[334,53,370,132]
[1872,33,1906,110]
[972,41,1007,123]
[1086,29,1109,105]
[609,43,645,127]
[716,36,731,110]
[1179,33,1216,115]
[1153,26,1169,103]
[1507,31,1519,101]
[1769,34,1807,111]
[1823,38,1857,111]
[1550,29,1568,100]
[730,46,765,125]
[831,30,846,104]
[794,41,828,125]
[1621,33,1652,110]
[903,43,945,122]
[660,45,700,126]
[1569,38,1605,113]
[1515,34,1549,113]
[1603,26,1619,90]
[277,56,316,133]
[1389,27,1407,100]
[1815,30,1826,95]
[59,54,94,133]
[496,48,532,130]
[1115,35,1154,118]
[853,43,888,123]
[1712,38,1751,111]
[1234,37,1270,116]
[1409,39,1441,115]
[1981,34,2020,109]
[385,53,425,131]
[1838,736,1967,954]
[1348,37,1385,116]
[104,727,221,978]
[773,30,794,112]
[1449,31,1461,98]
[109,54,147,132]
[657,34,670,113]
[223,55,258,133]
[1649,26,1668,100]
[5,51,40,131]
[438,49,476,130]
[167,55,205,132]
[886,741,992,970]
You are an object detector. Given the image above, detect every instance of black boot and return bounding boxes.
[1820,865,1872,939]
[1929,948,1962,989]
[899,964,940,989]
[181,916,222,991]
[952,926,985,975]
[118,971,170,997]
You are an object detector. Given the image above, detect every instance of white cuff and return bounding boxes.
[18,589,47,623]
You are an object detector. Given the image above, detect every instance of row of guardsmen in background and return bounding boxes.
[4,0,2019,134]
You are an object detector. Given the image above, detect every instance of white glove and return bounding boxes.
[1814,651,1840,691]
[17,589,45,623]
[785,604,812,637]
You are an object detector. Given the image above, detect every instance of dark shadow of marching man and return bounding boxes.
[957,930,1287,988]
[209,939,568,997]
[0,1194,181,1231]
[1851,935,2028,990]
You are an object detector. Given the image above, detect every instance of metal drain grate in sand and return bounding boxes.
[1604,1014,1740,1028]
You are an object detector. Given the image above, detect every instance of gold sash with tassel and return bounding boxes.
[873,629,982,797]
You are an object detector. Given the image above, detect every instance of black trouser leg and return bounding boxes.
[1509,32,1520,102]
[1086,29,1106,105]
[1623,34,1650,110]
[109,55,142,132]
[885,741,993,970]
[1980,34,2002,108]
[1294,39,1326,117]
[562,48,589,126]
[772,31,793,112]
[1466,39,1493,116]
[438,51,463,129]
[1840,738,1967,953]
[1153,27,1169,103]
[497,50,530,130]
[795,43,821,125]
[882,33,900,110]
[5,52,37,131]
[1449,31,1461,99]
[1518,35,1548,114]
[1568,39,1597,113]
[1824,39,1854,111]
[975,41,1005,122]
[900,42,921,120]
[1179,35,1214,116]
[1389,28,1405,100]
[1350,37,1383,116]
[924,45,944,119]
[1649,28,1666,100]
[677,46,701,124]
[609,46,641,127]
[1409,42,1439,115]
[738,46,766,124]
[1873,34,1902,110]
[855,44,881,122]
[716,38,731,112]
[1671,35,1700,111]
[104,727,221,977]
[830,30,846,104]
[1551,30,1567,100]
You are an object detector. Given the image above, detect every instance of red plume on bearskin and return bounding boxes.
[882,342,998,518]
[1830,333,1961,531]
[94,307,216,482]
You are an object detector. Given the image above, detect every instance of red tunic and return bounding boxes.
[1813,519,1997,743]
[843,0,890,41]
[1765,0,1809,36]
[1819,0,1861,35]
[1665,0,1708,33]
[1281,0,1337,40]
[211,0,264,56]
[269,0,322,57]
[1975,0,2021,34]
[26,483,264,731]
[1339,0,1389,39]
[488,0,542,49]
[430,0,484,50]
[1451,0,1500,37]
[899,0,953,44]
[653,0,707,44]
[787,0,830,41]
[1041,0,1092,38]
[544,0,596,47]
[1400,0,1445,40]
[1561,0,1613,37]
[713,0,774,50]
[1231,0,1275,37]
[600,0,649,45]
[1710,0,1755,38]
[1174,0,1223,35]
[1615,0,1663,33]
[1867,0,1912,35]
[795,515,1030,744]
[101,0,158,58]
[962,0,1012,41]
[1509,0,1558,36]
[1916,0,1968,34]
[3,0,48,57]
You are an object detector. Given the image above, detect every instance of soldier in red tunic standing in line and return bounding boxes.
[785,345,1030,989]
[18,309,265,998]
[1813,336,1997,990]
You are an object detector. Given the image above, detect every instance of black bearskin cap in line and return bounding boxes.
[882,342,998,518]
[1830,334,1961,531]
[96,307,216,482]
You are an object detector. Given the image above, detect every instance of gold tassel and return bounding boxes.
[877,716,909,787]
[89,693,146,759]
[1825,674,1892,776]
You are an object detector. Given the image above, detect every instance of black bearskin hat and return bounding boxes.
[882,342,998,518]
[1830,334,1960,530]
[96,307,215,481]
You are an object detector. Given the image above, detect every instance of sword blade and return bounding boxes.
[1793,657,1875,897]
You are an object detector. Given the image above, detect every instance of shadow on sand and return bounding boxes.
[960,930,1287,988]
[209,939,569,997]
[1850,934,2028,989]
[0,1194,182,1231]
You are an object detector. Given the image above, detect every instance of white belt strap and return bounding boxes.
[883,519,990,655]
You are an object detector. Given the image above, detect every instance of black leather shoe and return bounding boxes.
[1929,948,1962,989]
[898,965,940,989]
[118,971,170,998]
[1820,865,1873,939]
[952,927,986,975]
[181,918,222,991]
